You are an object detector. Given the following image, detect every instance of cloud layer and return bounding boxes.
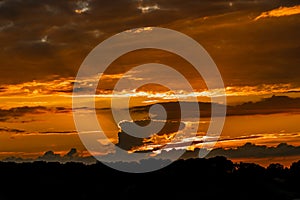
[0,0,299,88]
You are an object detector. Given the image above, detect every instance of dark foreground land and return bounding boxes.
[0,157,300,200]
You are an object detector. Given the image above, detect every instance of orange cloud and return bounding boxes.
[0,78,73,96]
[255,5,300,20]
[225,83,300,96]
[1,77,300,100]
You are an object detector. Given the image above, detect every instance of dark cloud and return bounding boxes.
[3,148,97,164]
[117,120,185,150]
[0,87,6,92]
[38,130,76,134]
[0,0,299,86]
[129,95,300,120]
[116,95,300,151]
[228,95,300,115]
[0,106,70,122]
[37,150,61,161]
[130,101,214,119]
[207,142,300,159]
[37,148,78,161]
[0,127,25,133]
[0,127,76,134]
[3,142,300,166]
[53,107,72,113]
[126,142,300,161]
[64,148,78,158]
[0,106,47,121]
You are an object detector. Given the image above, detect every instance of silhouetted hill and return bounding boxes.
[0,157,300,200]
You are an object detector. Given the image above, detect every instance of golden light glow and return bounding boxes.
[255,5,300,20]
[1,78,300,110]
[225,84,300,96]
[75,8,89,14]
[125,27,154,34]
[0,78,73,97]
[2,78,300,99]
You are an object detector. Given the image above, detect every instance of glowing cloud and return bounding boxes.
[255,5,300,20]
[137,4,160,14]
[74,1,90,14]
[40,35,48,43]
[0,78,74,97]
[225,84,300,97]
[1,77,300,100]
[125,27,154,34]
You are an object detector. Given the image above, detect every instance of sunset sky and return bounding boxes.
[0,0,300,167]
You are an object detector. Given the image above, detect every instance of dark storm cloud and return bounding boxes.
[0,0,299,86]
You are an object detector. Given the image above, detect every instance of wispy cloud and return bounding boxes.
[255,5,300,20]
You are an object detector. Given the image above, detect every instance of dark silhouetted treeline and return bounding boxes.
[0,157,300,200]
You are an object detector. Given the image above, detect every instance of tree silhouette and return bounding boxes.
[0,157,299,200]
